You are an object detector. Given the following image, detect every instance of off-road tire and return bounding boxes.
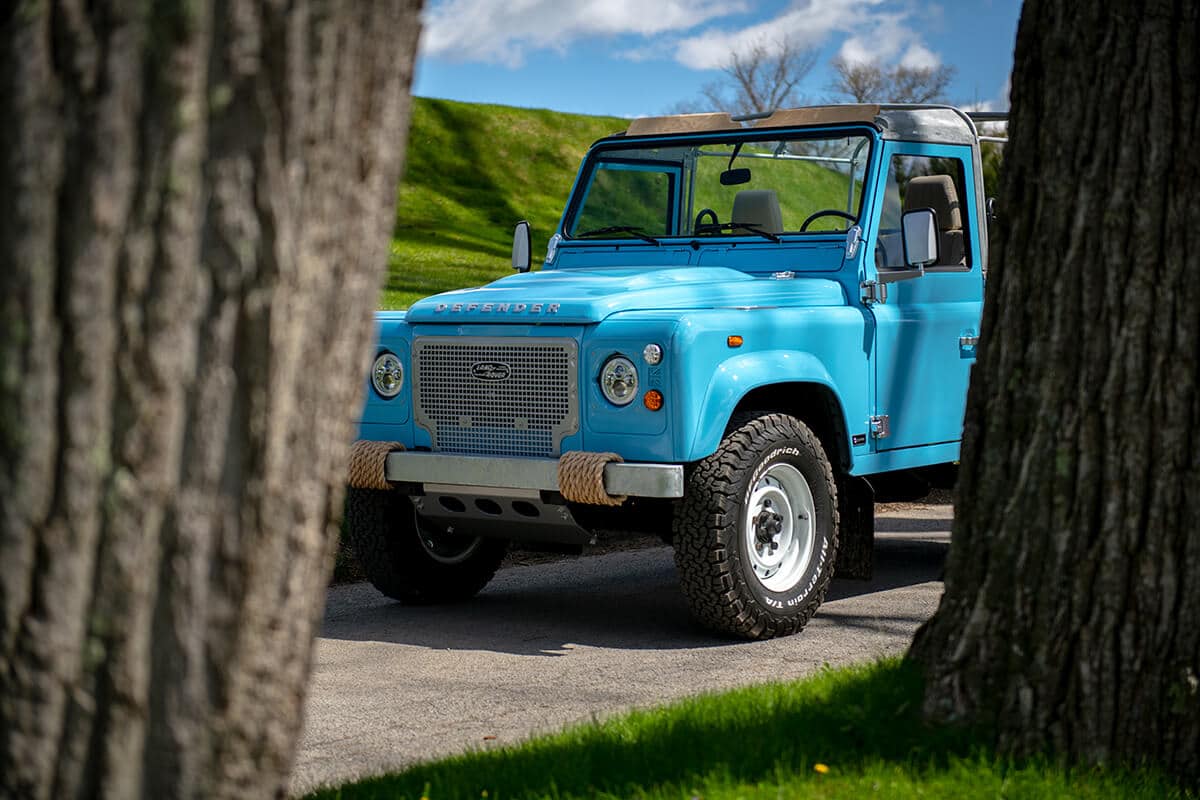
[673,413,839,639]
[344,488,507,604]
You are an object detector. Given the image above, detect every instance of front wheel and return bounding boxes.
[673,413,839,639]
[344,488,507,604]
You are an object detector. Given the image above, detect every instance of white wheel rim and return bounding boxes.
[743,462,816,593]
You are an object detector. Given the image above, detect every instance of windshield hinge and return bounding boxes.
[869,415,890,439]
[844,225,862,259]
[860,280,887,305]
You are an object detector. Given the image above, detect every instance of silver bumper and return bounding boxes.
[384,452,685,499]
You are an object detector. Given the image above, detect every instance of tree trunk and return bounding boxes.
[0,1,420,797]
[910,0,1200,782]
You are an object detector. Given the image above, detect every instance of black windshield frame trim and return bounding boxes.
[561,124,879,243]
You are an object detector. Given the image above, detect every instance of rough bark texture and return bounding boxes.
[910,0,1200,783]
[0,1,420,797]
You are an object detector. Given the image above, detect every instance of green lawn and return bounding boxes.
[386,98,626,309]
[304,658,1189,800]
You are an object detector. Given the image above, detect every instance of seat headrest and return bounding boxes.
[731,190,784,235]
[904,175,962,231]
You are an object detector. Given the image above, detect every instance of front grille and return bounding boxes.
[413,337,579,457]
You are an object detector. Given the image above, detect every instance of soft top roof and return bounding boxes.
[623,104,980,147]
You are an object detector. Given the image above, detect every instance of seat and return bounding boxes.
[903,175,966,267]
[731,189,784,235]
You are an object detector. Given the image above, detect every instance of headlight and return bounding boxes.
[599,355,638,406]
[371,351,404,398]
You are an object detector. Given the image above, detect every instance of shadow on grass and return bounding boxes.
[304,660,971,799]
[403,100,524,237]
[304,658,1192,800]
[392,227,509,260]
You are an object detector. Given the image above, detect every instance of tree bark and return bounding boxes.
[910,0,1200,783]
[0,1,420,797]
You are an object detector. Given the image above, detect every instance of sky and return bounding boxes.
[413,0,1022,119]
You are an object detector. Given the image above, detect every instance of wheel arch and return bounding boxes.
[728,383,852,474]
[684,349,854,473]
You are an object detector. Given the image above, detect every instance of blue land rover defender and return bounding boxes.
[347,104,995,639]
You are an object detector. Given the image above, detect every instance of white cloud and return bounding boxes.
[421,0,746,66]
[835,10,923,66]
[421,0,951,81]
[899,43,941,70]
[673,0,888,70]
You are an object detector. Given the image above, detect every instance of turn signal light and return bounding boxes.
[727,335,743,348]
[643,390,664,411]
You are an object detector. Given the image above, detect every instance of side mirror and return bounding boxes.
[901,208,939,268]
[512,220,531,272]
[986,196,998,222]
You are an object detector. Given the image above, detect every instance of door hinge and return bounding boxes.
[869,414,890,439]
[860,280,887,305]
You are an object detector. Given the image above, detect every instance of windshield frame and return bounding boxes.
[560,125,879,244]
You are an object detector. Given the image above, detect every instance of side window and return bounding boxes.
[877,154,972,270]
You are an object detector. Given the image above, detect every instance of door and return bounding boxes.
[868,142,984,452]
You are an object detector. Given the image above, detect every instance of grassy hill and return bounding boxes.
[385,98,626,309]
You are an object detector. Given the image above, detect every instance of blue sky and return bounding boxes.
[413,0,1021,119]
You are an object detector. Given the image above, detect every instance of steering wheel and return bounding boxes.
[694,208,720,235]
[800,209,856,232]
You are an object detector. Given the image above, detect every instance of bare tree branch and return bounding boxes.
[830,57,957,104]
[694,37,818,115]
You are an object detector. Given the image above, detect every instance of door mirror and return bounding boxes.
[902,208,939,268]
[512,220,531,272]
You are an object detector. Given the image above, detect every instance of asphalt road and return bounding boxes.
[290,504,952,796]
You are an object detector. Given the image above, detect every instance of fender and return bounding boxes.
[683,349,851,463]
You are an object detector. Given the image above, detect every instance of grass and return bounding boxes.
[304,658,1190,800]
[386,98,627,309]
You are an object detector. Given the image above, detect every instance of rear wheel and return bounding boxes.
[344,488,507,604]
[673,413,839,639]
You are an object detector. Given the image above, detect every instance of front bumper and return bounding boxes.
[385,451,685,499]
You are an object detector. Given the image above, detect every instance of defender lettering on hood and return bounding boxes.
[433,301,561,314]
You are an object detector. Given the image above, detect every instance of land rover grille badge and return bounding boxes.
[470,362,512,381]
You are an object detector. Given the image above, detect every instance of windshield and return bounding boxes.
[565,132,872,241]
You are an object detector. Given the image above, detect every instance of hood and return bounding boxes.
[404,266,847,324]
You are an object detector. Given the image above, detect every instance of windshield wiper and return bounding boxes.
[574,226,661,245]
[731,223,782,243]
[696,221,781,243]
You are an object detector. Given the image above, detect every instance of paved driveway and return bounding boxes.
[291,504,951,795]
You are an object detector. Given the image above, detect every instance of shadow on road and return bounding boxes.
[321,549,712,655]
[319,529,949,656]
[826,528,949,602]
